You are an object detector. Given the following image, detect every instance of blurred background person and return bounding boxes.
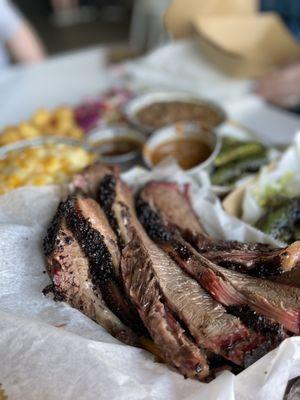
[129,0,171,52]
[0,0,46,69]
[256,0,300,109]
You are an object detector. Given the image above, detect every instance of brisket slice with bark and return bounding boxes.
[89,172,208,378]
[159,236,300,335]
[227,305,287,343]
[138,181,300,276]
[75,196,121,274]
[72,163,117,198]
[73,163,125,247]
[136,197,288,342]
[122,229,209,379]
[43,201,136,344]
[96,170,267,369]
[63,196,145,334]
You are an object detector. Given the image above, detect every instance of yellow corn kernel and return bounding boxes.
[53,119,74,136]
[18,122,40,139]
[54,107,74,121]
[22,147,38,158]
[43,156,61,173]
[32,108,51,127]
[6,175,22,190]
[29,175,49,186]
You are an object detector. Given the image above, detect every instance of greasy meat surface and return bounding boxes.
[97,172,124,246]
[95,170,266,368]
[137,192,288,345]
[227,305,287,343]
[63,196,144,333]
[162,237,300,334]
[72,163,117,198]
[76,197,121,274]
[122,232,209,379]
[195,240,300,278]
[85,170,209,378]
[138,181,300,276]
[39,163,300,381]
[73,163,129,247]
[136,196,287,346]
[43,205,136,344]
[138,181,207,237]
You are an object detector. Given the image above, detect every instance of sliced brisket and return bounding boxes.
[138,181,300,276]
[272,269,300,288]
[73,163,127,247]
[136,196,289,346]
[227,305,287,343]
[43,203,136,344]
[160,237,300,334]
[67,164,297,376]
[63,196,145,334]
[122,230,209,379]
[75,197,121,274]
[96,171,268,369]
[72,163,118,198]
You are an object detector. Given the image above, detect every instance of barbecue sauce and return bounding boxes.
[150,138,212,170]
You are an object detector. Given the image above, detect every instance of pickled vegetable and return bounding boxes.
[214,142,265,167]
[212,154,268,186]
[211,137,268,186]
[255,198,300,243]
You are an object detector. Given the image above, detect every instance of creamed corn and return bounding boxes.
[0,144,95,195]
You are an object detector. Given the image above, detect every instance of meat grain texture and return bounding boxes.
[43,164,300,381]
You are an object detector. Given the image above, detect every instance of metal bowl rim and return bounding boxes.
[142,120,222,173]
[0,136,94,159]
[124,91,227,134]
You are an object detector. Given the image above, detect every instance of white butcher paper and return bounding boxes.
[0,165,299,400]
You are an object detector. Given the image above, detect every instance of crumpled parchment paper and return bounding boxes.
[0,165,300,400]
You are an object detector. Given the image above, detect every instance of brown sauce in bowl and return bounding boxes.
[94,137,142,157]
[136,101,224,130]
[150,138,212,170]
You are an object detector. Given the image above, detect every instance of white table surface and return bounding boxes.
[0,40,299,146]
[223,96,300,146]
[0,46,110,126]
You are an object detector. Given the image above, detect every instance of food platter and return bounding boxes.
[1,88,300,400]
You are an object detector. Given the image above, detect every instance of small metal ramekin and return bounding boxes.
[143,121,222,177]
[86,125,146,171]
